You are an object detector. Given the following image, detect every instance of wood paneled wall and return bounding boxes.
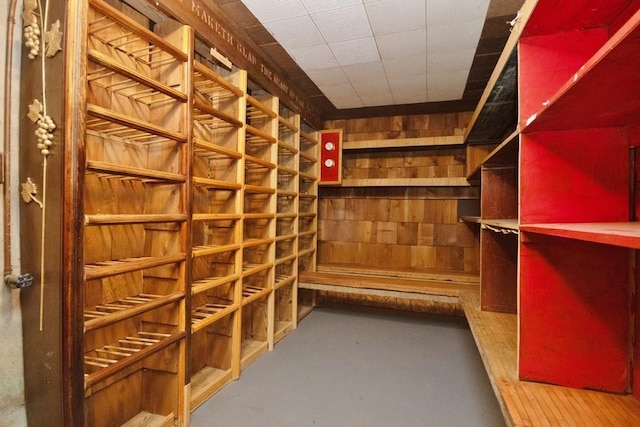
[319,113,479,274]
[325,112,471,142]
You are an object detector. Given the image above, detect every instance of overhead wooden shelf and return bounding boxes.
[466,129,520,181]
[342,135,464,150]
[339,177,471,187]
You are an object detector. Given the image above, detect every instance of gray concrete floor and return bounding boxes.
[190,305,505,427]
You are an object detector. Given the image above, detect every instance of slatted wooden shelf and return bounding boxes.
[84,254,186,281]
[278,116,298,133]
[192,243,241,258]
[274,273,296,290]
[277,189,298,197]
[297,248,316,258]
[298,151,318,163]
[192,213,242,222]
[120,411,174,427]
[244,184,276,195]
[86,160,186,183]
[241,285,271,305]
[242,262,273,278]
[84,292,184,332]
[278,140,298,154]
[277,212,298,219]
[246,95,277,119]
[84,213,187,225]
[243,213,275,221]
[84,330,184,389]
[300,130,319,145]
[298,212,316,218]
[275,233,297,242]
[89,0,187,63]
[87,104,187,143]
[191,303,238,333]
[87,49,187,102]
[482,219,519,233]
[193,98,243,128]
[192,176,242,191]
[277,165,298,176]
[192,137,242,160]
[243,237,275,248]
[298,193,317,200]
[246,124,277,144]
[193,61,243,97]
[245,154,276,170]
[191,274,240,295]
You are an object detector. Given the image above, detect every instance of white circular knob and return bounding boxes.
[324,142,335,151]
[324,159,335,168]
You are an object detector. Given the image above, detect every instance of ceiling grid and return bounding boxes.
[241,0,491,109]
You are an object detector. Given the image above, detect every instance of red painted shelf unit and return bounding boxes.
[518,0,640,396]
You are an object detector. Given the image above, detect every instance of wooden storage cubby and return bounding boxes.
[479,160,518,314]
[189,57,245,407]
[297,126,320,319]
[274,105,300,342]
[517,0,640,394]
[77,1,192,425]
[240,87,277,363]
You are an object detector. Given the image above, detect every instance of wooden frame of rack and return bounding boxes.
[16,1,321,425]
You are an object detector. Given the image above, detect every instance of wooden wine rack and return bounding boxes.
[20,1,319,425]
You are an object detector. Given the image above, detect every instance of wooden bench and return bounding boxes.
[298,265,479,315]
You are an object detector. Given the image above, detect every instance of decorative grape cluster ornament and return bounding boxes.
[27,99,55,157]
[24,21,41,59]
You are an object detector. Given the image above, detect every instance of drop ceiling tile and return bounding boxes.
[301,0,362,14]
[328,94,365,109]
[387,74,427,94]
[320,81,359,99]
[306,67,350,87]
[427,50,476,73]
[342,61,387,83]
[392,86,428,104]
[376,29,426,59]
[382,54,426,78]
[426,0,491,26]
[427,20,485,53]
[358,88,395,107]
[427,70,469,101]
[329,37,380,67]
[288,44,339,70]
[241,0,308,23]
[365,0,426,36]
[264,16,325,50]
[311,4,372,43]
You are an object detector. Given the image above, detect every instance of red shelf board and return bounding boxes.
[521,222,640,249]
[522,9,640,132]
